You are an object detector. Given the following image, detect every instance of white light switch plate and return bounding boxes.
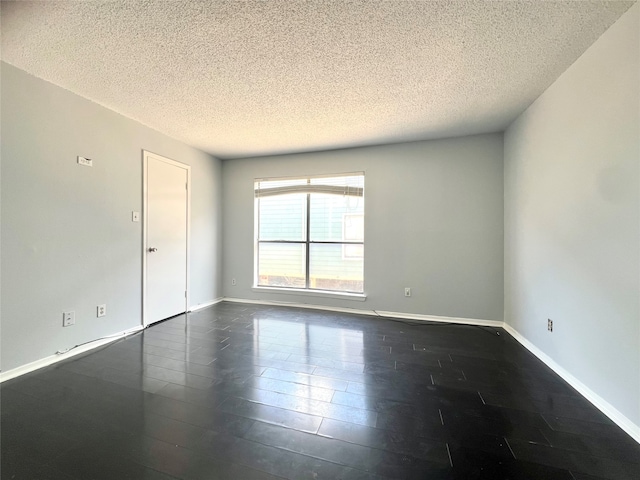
[132,211,140,222]
[77,156,93,167]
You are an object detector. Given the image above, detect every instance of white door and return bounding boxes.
[143,151,189,326]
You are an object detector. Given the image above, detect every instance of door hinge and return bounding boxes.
[185,291,187,298]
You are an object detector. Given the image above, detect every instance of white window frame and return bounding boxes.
[254,173,365,294]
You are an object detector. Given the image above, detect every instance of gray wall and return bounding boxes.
[222,134,504,320]
[1,63,222,372]
[504,4,639,427]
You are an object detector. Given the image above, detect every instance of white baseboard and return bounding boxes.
[0,325,144,383]
[223,297,500,326]
[223,296,378,316]
[188,297,224,312]
[375,310,502,327]
[252,286,366,302]
[503,323,640,444]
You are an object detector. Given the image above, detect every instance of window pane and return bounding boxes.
[343,214,364,243]
[310,194,364,242]
[258,194,306,241]
[309,243,363,293]
[258,242,306,288]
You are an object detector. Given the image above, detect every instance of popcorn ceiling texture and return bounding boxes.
[1,0,635,159]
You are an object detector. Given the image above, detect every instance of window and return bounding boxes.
[255,173,364,293]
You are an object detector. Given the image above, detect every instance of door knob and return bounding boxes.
[148,247,158,252]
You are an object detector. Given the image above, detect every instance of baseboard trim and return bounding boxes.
[503,323,640,444]
[252,286,366,301]
[375,310,502,327]
[188,297,224,312]
[223,297,378,316]
[0,325,144,383]
[222,297,500,326]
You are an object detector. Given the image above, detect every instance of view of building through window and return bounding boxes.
[255,173,364,293]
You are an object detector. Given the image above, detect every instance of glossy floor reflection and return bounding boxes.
[2,302,639,479]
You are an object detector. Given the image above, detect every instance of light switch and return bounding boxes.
[132,211,140,222]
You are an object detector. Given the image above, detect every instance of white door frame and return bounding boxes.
[142,150,191,327]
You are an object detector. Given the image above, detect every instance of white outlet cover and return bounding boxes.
[97,304,106,317]
[63,311,75,327]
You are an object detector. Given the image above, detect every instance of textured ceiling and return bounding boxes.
[1,1,635,159]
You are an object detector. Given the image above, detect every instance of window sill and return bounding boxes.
[252,286,367,302]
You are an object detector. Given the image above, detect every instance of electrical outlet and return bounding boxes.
[97,304,106,317]
[77,156,93,167]
[231,278,237,286]
[63,311,75,327]
[404,287,411,297]
[548,319,553,332]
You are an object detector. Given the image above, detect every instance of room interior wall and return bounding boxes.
[504,3,639,431]
[222,134,504,321]
[0,62,223,373]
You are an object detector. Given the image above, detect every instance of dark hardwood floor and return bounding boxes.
[2,302,639,479]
